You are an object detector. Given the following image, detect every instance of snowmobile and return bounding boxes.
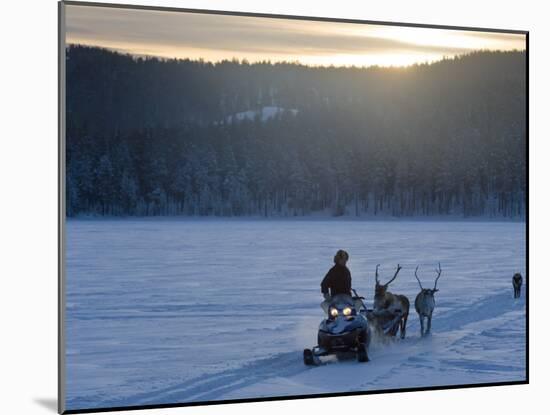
[303,291,371,365]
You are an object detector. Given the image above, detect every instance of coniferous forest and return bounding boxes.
[66,46,526,218]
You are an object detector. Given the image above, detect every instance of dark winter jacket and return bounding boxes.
[321,264,352,296]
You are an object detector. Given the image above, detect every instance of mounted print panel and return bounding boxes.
[59,1,527,413]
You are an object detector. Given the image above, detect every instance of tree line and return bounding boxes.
[66,46,526,218]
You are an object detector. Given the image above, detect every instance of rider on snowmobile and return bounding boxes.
[320,250,355,313]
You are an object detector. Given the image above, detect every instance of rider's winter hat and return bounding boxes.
[333,249,349,264]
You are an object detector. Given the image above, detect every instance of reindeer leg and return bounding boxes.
[419,315,425,337]
[400,313,408,339]
[427,313,432,335]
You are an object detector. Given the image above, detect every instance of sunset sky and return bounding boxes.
[64,4,526,68]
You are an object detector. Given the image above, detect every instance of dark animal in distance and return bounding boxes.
[373,264,410,339]
[414,263,443,337]
[512,273,523,299]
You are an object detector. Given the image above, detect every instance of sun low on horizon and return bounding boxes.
[64,4,526,68]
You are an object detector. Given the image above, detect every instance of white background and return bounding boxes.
[0,0,546,414]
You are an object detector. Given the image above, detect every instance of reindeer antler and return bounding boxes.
[433,262,442,290]
[384,264,402,287]
[414,265,424,290]
[375,264,380,284]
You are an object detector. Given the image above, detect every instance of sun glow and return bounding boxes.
[359,25,523,51]
[297,52,445,68]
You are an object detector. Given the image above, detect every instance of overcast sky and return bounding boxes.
[65,4,526,67]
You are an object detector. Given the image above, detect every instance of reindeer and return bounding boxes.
[414,263,442,337]
[374,264,410,339]
[512,273,523,299]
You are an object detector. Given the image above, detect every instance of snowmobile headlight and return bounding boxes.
[330,308,339,318]
[343,307,352,316]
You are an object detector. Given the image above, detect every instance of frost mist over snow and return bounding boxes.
[65,219,526,410]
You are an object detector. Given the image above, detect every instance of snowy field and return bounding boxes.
[64,219,526,410]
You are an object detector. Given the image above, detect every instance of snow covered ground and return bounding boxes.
[64,219,526,410]
[224,106,298,123]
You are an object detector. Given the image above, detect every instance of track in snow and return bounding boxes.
[91,288,525,408]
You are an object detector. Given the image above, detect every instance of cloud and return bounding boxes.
[64,4,526,66]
